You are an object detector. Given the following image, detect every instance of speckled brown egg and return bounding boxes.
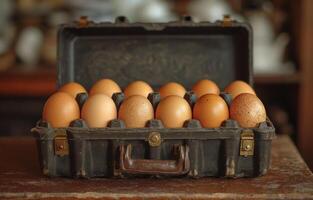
[224,80,256,99]
[193,94,229,128]
[230,93,266,128]
[81,94,117,128]
[42,92,80,128]
[118,95,154,128]
[192,79,220,98]
[159,82,186,99]
[89,79,121,97]
[156,95,192,128]
[124,81,153,98]
[59,82,87,98]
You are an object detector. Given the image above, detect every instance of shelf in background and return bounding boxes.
[254,73,301,84]
[0,69,56,96]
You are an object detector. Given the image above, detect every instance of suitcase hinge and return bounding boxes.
[222,15,233,27]
[240,130,254,157]
[54,129,68,156]
[78,16,89,27]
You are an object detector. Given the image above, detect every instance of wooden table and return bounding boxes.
[0,136,312,200]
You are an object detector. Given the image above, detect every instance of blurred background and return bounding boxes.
[0,0,312,170]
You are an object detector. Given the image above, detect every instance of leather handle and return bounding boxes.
[119,144,190,175]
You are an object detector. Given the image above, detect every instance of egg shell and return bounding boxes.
[193,94,229,128]
[59,82,87,98]
[81,94,117,128]
[156,95,192,128]
[89,79,121,97]
[230,93,266,128]
[124,81,153,98]
[159,82,186,99]
[224,80,256,99]
[118,95,154,128]
[42,92,80,128]
[192,79,220,98]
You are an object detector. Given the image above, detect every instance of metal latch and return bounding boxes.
[54,130,68,156]
[222,15,233,27]
[148,132,161,147]
[240,130,254,157]
[78,16,89,27]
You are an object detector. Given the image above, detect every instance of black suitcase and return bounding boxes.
[32,16,275,178]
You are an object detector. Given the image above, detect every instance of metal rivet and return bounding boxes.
[78,16,89,27]
[148,132,161,147]
[222,15,232,27]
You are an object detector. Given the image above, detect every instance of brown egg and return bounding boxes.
[89,79,121,97]
[124,81,153,98]
[42,92,80,128]
[224,80,256,99]
[59,82,87,98]
[81,94,117,128]
[193,94,229,128]
[156,95,192,128]
[159,82,186,99]
[118,95,154,128]
[230,93,266,128]
[192,79,220,98]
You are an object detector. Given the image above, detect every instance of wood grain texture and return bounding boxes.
[0,135,312,199]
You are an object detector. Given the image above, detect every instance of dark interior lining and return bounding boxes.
[58,25,251,90]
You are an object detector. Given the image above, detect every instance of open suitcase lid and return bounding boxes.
[57,16,253,90]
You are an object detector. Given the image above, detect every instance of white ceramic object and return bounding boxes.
[248,12,294,74]
[134,0,176,22]
[16,27,43,68]
[188,0,244,22]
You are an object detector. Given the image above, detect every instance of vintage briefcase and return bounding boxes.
[32,16,275,178]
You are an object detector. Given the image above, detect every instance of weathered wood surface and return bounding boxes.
[0,135,312,200]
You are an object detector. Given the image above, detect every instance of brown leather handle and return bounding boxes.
[119,144,190,175]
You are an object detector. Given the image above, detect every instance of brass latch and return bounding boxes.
[222,15,232,27]
[78,16,89,27]
[54,130,68,156]
[148,132,161,147]
[240,130,254,157]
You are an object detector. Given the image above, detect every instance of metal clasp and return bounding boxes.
[240,130,254,157]
[54,129,68,156]
[222,15,232,27]
[148,132,161,147]
[78,16,89,27]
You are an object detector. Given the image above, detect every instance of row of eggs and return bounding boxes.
[42,79,266,129]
